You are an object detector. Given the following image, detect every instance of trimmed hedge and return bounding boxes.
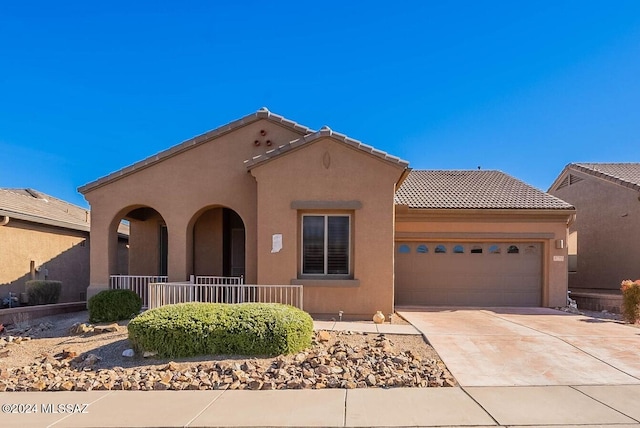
[128,302,313,357]
[26,280,61,305]
[88,289,142,323]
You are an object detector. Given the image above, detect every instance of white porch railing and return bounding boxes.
[194,275,244,285]
[147,282,304,310]
[109,275,168,308]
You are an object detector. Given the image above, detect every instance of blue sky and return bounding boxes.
[1,1,639,208]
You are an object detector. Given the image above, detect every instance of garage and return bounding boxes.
[393,169,575,308]
[395,241,542,306]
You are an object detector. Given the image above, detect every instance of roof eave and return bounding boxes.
[395,206,576,222]
[0,209,90,233]
[548,164,573,192]
[571,163,640,191]
[79,108,314,194]
[397,207,576,213]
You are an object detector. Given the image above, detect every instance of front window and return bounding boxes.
[302,215,350,275]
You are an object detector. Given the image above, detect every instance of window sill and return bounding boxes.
[290,278,360,288]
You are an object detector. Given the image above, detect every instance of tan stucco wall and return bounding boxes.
[394,211,572,307]
[0,220,89,303]
[250,137,405,318]
[193,208,223,276]
[83,120,307,297]
[128,213,163,275]
[550,170,640,289]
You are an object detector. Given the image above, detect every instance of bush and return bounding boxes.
[88,289,142,323]
[621,279,640,324]
[128,302,313,358]
[26,280,61,305]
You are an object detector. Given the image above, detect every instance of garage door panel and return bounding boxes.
[395,242,542,306]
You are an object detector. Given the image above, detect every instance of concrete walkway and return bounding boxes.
[3,313,640,427]
[398,307,640,386]
[313,320,421,335]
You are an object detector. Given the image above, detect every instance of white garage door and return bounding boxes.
[395,242,542,306]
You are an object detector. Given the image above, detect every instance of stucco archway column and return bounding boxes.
[86,209,116,301]
[166,217,193,282]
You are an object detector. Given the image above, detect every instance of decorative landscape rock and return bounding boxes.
[94,323,119,333]
[0,332,35,359]
[5,322,53,337]
[69,322,94,335]
[0,331,456,391]
[317,330,331,342]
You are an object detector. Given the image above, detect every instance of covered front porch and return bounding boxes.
[85,199,258,302]
[120,205,246,279]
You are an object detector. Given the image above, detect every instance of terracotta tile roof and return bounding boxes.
[570,163,640,191]
[395,170,574,210]
[244,125,409,170]
[0,188,90,231]
[79,108,314,194]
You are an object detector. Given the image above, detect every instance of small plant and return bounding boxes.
[621,279,640,324]
[26,280,62,305]
[128,302,313,358]
[88,289,142,323]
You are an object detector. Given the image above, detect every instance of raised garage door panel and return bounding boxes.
[395,242,542,306]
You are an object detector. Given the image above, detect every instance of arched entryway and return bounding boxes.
[111,206,168,277]
[192,207,245,278]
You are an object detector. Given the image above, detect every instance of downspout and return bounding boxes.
[0,215,9,226]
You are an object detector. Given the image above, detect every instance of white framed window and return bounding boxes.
[302,214,350,275]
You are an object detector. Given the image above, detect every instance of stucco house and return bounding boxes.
[0,188,127,304]
[549,163,640,295]
[79,108,574,317]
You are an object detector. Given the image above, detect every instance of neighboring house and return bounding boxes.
[549,163,640,291]
[79,108,574,317]
[0,188,128,304]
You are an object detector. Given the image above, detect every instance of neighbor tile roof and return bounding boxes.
[0,188,90,231]
[570,163,640,191]
[395,170,574,210]
[244,125,409,170]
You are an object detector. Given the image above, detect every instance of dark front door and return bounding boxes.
[223,209,245,278]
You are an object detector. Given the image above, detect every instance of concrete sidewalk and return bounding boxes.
[2,385,640,427]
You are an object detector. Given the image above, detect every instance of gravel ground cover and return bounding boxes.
[0,310,455,392]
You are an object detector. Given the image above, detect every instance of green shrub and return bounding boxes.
[88,289,142,323]
[26,280,62,305]
[621,279,640,324]
[128,302,313,358]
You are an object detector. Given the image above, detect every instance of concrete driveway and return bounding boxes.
[398,307,640,387]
